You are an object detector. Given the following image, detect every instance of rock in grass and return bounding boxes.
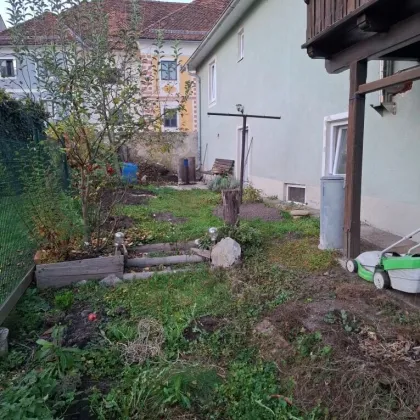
[100,274,123,287]
[211,238,241,268]
[290,210,310,217]
[76,280,88,286]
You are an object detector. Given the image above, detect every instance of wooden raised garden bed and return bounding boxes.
[36,255,124,289]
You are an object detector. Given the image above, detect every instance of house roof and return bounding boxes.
[0,0,230,46]
[188,0,257,70]
[0,15,6,32]
[142,0,231,41]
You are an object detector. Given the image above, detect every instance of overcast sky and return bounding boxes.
[0,0,192,28]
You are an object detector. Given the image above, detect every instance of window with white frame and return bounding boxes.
[208,59,217,105]
[286,184,306,204]
[238,28,244,61]
[0,58,16,78]
[331,125,348,176]
[323,113,348,177]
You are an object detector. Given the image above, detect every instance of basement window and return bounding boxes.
[286,184,306,204]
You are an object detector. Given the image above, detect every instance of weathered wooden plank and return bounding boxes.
[321,0,325,33]
[0,267,34,325]
[344,61,367,259]
[315,0,321,34]
[36,256,124,289]
[325,0,332,27]
[357,65,420,95]
[132,241,196,253]
[126,255,204,268]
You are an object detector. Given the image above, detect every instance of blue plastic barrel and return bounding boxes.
[122,162,138,184]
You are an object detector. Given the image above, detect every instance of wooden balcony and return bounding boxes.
[306,0,372,41]
[304,0,420,72]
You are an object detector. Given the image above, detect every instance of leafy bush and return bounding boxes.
[207,176,240,192]
[54,291,74,311]
[19,140,84,261]
[6,288,50,336]
[218,223,263,249]
[0,369,78,420]
[0,327,82,420]
[242,184,263,203]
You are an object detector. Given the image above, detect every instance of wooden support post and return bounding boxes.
[222,189,240,226]
[239,115,247,203]
[344,60,367,259]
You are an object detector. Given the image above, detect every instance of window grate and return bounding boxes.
[286,184,306,204]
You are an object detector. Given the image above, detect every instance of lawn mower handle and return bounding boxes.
[381,228,420,257]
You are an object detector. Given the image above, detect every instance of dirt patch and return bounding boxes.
[257,276,420,419]
[62,302,103,348]
[214,203,282,222]
[104,215,135,231]
[183,316,226,341]
[102,188,156,207]
[153,212,187,224]
[136,159,178,184]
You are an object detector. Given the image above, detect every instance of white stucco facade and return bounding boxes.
[192,0,420,238]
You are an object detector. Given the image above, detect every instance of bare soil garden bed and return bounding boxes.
[214,202,282,222]
[254,267,420,419]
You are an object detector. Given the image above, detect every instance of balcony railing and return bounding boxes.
[306,0,373,42]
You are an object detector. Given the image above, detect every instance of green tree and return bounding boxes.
[7,0,193,242]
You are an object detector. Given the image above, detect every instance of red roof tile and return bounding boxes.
[0,0,231,45]
[142,0,231,41]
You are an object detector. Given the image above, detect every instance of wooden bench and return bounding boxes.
[202,158,235,176]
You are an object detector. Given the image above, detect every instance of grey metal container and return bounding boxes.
[319,175,345,250]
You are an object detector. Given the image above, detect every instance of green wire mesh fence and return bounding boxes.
[0,130,69,311]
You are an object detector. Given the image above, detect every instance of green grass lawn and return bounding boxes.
[0,188,331,420]
[118,187,320,244]
[0,196,35,303]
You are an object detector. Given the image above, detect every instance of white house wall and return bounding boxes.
[197,0,420,238]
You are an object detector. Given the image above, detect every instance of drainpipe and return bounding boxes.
[187,69,202,170]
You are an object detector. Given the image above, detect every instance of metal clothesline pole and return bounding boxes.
[208,112,281,203]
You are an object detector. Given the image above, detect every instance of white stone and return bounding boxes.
[211,237,241,268]
[290,210,310,217]
[76,280,88,286]
[100,274,123,287]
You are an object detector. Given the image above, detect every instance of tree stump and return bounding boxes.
[222,189,240,225]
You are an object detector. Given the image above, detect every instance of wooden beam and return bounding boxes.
[344,60,368,259]
[327,12,420,73]
[0,267,34,325]
[357,65,420,95]
[356,13,390,33]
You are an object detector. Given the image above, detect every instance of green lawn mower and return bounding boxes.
[346,228,420,293]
